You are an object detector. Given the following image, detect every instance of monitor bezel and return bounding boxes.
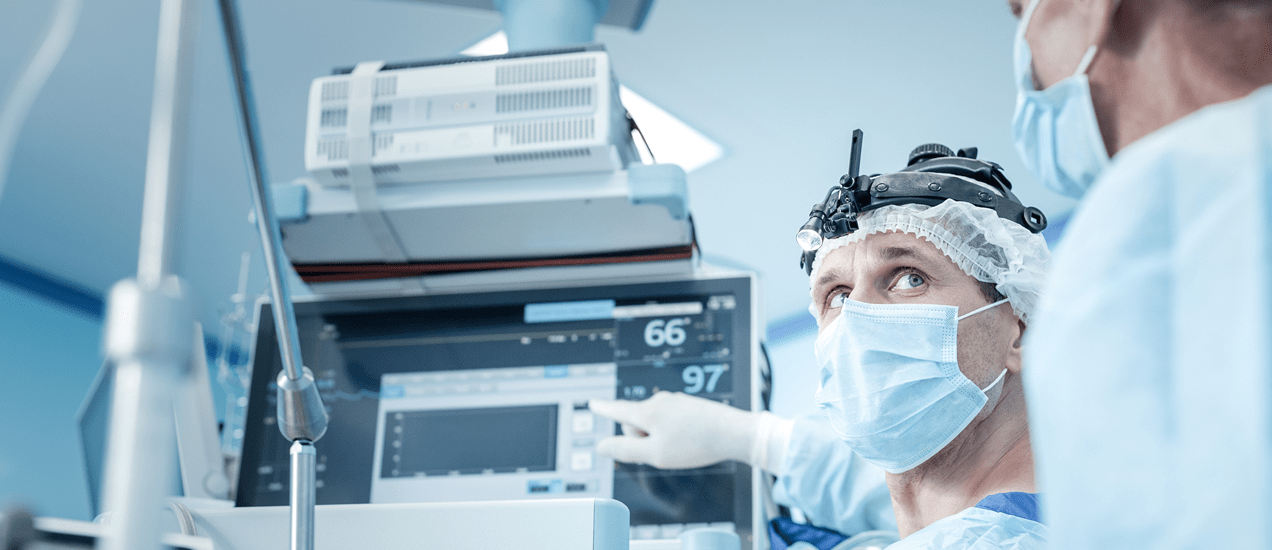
[235,269,764,549]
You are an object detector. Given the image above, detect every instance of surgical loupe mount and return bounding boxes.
[797,130,1048,274]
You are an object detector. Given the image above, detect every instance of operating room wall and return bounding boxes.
[0,282,101,520]
[0,0,1078,519]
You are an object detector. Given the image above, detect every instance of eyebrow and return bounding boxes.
[816,269,843,288]
[879,246,921,262]
[816,245,927,287]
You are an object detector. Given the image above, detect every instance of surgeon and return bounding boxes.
[592,142,1052,548]
[1008,0,1272,546]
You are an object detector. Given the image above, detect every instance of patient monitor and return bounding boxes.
[235,270,765,548]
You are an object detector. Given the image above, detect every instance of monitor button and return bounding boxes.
[659,524,686,538]
[632,525,661,540]
[571,451,594,471]
[573,412,595,433]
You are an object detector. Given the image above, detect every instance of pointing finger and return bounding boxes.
[596,434,655,465]
[588,398,649,431]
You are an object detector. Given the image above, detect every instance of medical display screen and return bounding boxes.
[235,275,754,540]
[381,404,559,477]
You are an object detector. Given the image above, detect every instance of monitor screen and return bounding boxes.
[235,273,759,544]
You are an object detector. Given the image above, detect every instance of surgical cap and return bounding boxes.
[808,199,1050,323]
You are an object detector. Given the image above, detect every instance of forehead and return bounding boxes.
[816,231,961,283]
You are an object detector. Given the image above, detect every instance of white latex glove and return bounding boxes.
[589,391,759,469]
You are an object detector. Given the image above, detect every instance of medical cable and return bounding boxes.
[0,0,81,207]
[627,111,657,164]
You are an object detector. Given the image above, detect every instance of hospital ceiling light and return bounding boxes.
[460,31,510,57]
[461,32,725,173]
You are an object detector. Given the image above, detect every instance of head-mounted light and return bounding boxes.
[797,130,1048,274]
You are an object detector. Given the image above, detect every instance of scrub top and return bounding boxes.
[886,501,1046,550]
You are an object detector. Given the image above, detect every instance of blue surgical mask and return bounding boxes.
[1011,0,1110,199]
[814,298,1010,474]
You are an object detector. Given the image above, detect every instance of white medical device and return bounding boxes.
[304,46,637,187]
[276,46,691,271]
[234,269,768,550]
[190,499,629,550]
[13,499,630,550]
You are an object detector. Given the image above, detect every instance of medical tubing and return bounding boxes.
[215,0,305,382]
[0,0,81,206]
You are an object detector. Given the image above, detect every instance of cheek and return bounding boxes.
[1026,11,1090,88]
[955,317,1013,381]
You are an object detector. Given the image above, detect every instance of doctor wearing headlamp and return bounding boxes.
[1007,0,1272,546]
[592,146,1052,548]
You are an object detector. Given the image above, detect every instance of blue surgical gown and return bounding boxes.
[886,506,1046,550]
[1025,83,1272,547]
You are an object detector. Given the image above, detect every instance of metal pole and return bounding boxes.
[214,3,327,550]
[214,0,304,382]
[290,441,318,550]
[135,0,197,288]
[99,0,198,550]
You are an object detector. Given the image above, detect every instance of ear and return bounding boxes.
[1088,0,1156,56]
[1006,318,1026,375]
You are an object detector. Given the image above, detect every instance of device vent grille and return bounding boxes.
[374,133,394,154]
[494,148,592,164]
[496,87,593,114]
[496,58,596,86]
[321,81,349,101]
[318,104,391,128]
[317,137,348,160]
[317,134,394,159]
[375,76,397,97]
[495,117,594,145]
[320,108,347,127]
[323,165,397,177]
[322,76,394,103]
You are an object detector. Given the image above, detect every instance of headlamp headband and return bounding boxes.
[797,130,1048,274]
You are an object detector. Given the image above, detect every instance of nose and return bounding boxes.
[847,285,885,306]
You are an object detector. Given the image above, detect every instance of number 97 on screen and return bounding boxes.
[682,364,728,394]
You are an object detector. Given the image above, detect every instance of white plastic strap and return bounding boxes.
[347,61,408,262]
[957,298,1010,322]
[1074,45,1099,76]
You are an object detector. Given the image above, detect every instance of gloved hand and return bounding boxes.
[588,391,758,469]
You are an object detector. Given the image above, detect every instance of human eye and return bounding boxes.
[891,271,927,291]
[823,288,850,313]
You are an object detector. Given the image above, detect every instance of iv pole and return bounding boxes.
[98,1,198,550]
[215,3,329,550]
[100,1,326,549]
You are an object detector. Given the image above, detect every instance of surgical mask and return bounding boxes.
[814,298,1010,474]
[1011,0,1110,199]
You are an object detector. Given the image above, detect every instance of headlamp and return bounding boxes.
[797,130,1048,274]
